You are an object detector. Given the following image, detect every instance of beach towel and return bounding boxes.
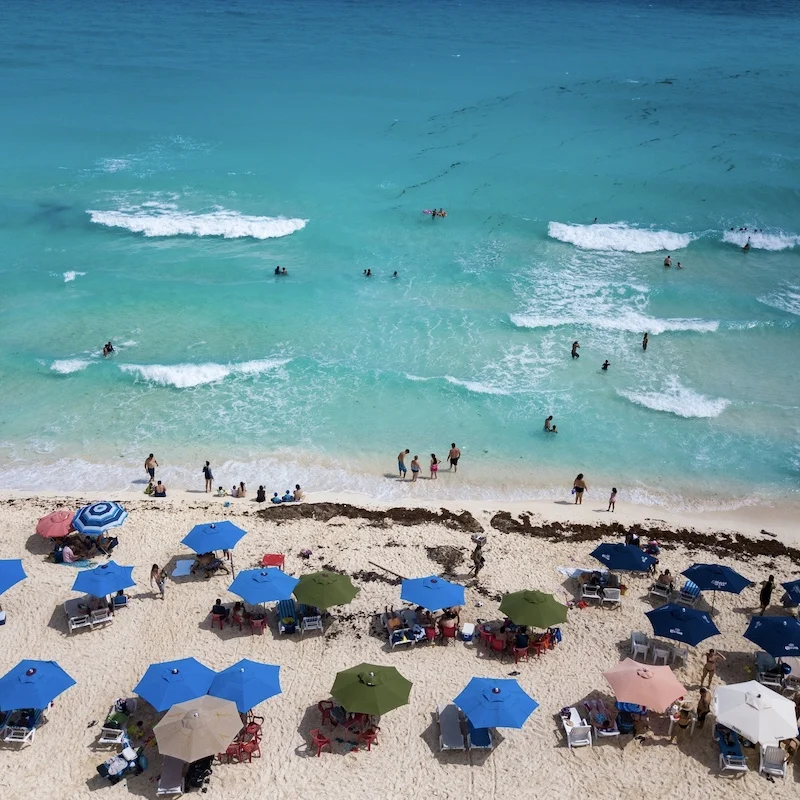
[557,566,608,579]
[58,559,97,569]
[171,559,194,578]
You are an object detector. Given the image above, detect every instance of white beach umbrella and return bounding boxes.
[712,681,797,746]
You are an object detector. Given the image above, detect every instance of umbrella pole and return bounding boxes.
[711,589,716,614]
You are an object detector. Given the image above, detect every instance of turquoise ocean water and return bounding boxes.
[1,0,798,507]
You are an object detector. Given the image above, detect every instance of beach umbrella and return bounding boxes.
[602,658,685,713]
[72,561,135,598]
[400,576,465,611]
[36,510,74,538]
[781,579,800,607]
[331,663,412,715]
[228,568,298,605]
[681,563,750,611]
[499,590,568,628]
[72,501,128,537]
[590,543,655,572]
[209,659,281,713]
[712,681,797,746]
[743,616,800,659]
[0,660,76,711]
[645,603,720,647]
[153,695,242,763]
[182,521,247,554]
[454,678,538,729]
[294,571,359,610]
[0,559,26,596]
[133,657,215,712]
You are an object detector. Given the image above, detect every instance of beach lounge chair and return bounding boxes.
[756,670,784,692]
[630,631,649,661]
[98,698,138,746]
[298,604,323,635]
[437,703,467,751]
[759,745,786,779]
[675,580,700,608]
[715,727,748,774]
[68,613,92,633]
[583,699,620,740]
[648,582,672,602]
[1,708,43,745]
[561,707,592,749]
[157,755,186,796]
[90,607,114,627]
[277,599,298,635]
[581,584,601,602]
[380,613,413,649]
[601,587,621,608]
[466,720,493,751]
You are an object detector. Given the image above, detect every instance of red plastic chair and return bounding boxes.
[261,553,285,570]
[513,646,529,664]
[424,626,437,644]
[358,726,380,751]
[218,742,241,763]
[240,736,261,761]
[489,636,506,659]
[230,612,243,631]
[440,626,457,645]
[244,721,262,737]
[249,617,266,635]
[478,627,493,649]
[530,636,548,658]
[310,728,332,757]
[318,700,334,726]
[210,613,226,630]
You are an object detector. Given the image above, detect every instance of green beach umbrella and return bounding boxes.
[294,571,359,609]
[499,590,568,628]
[331,663,412,716]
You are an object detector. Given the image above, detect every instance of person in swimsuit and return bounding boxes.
[366,269,372,277]
[677,262,683,269]
[281,267,287,275]
[642,332,649,351]
[275,266,281,275]
[700,649,726,688]
[153,480,166,497]
[696,688,711,728]
[551,425,558,433]
[448,443,461,472]
[438,208,447,217]
[144,454,158,481]
[410,455,420,482]
[150,564,166,599]
[743,237,750,252]
[601,360,610,371]
[293,484,304,502]
[544,415,553,431]
[202,461,213,493]
[759,575,775,615]
[398,449,410,479]
[608,488,617,512]
[664,256,672,267]
[573,473,587,504]
[430,454,440,480]
[392,271,398,278]
[571,341,580,359]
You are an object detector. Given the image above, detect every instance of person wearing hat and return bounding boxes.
[669,699,694,741]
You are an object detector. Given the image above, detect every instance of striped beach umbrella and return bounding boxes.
[72,501,128,537]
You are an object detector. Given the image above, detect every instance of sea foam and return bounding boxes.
[758,284,800,317]
[87,204,308,240]
[510,309,718,335]
[548,221,693,252]
[63,271,86,283]
[51,359,91,374]
[723,229,799,251]
[618,376,730,418]
[119,358,290,388]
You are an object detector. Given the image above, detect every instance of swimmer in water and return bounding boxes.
[366,269,372,277]
[103,341,114,357]
[642,332,649,351]
[281,267,287,275]
[571,341,580,359]
[438,208,447,217]
[392,271,398,278]
[274,266,281,275]
[664,256,672,268]
[601,360,610,371]
[743,237,750,252]
[593,217,598,223]
[677,262,683,269]
[544,415,553,431]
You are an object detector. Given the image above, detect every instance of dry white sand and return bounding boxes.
[0,491,798,799]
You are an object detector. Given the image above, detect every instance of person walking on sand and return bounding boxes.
[573,473,587,504]
[398,449,410,480]
[144,453,158,481]
[700,648,726,688]
[571,341,580,359]
[759,574,776,615]
[608,487,617,512]
[150,564,166,600]
[544,415,553,431]
[448,443,461,472]
[410,455,420,481]
[642,332,649,351]
[202,461,213,493]
[430,454,440,480]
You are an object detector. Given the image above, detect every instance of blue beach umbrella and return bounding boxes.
[781,579,800,607]
[0,660,76,711]
[681,563,750,594]
[454,678,538,729]
[134,657,216,712]
[0,559,26,595]
[72,561,135,598]
[400,576,465,611]
[590,543,655,572]
[743,616,800,659]
[228,568,298,605]
[209,659,282,713]
[72,501,128,537]
[645,603,720,647]
[182,521,247,554]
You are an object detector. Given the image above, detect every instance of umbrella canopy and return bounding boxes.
[72,561,135,598]
[681,563,750,594]
[499,590,568,628]
[590,543,655,572]
[154,695,242,762]
[781,579,800,606]
[182,521,247,554]
[228,568,298,605]
[36,510,74,538]
[331,663,412,715]
[0,559,26,596]
[400,576,465,611]
[602,658,685,713]
[743,616,800,659]
[209,659,281,713]
[133,657,216,712]
[645,603,720,647]
[712,681,797,746]
[72,501,128,537]
[294,571,359,609]
[0,660,76,711]
[454,678,539,729]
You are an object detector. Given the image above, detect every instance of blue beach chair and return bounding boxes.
[676,580,700,607]
[277,599,298,635]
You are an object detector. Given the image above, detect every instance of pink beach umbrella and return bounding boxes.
[36,510,75,539]
[602,658,686,713]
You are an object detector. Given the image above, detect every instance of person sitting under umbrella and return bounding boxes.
[211,598,229,621]
[438,607,460,635]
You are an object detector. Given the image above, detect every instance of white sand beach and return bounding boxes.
[1,491,798,799]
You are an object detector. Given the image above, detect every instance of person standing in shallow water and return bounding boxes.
[202,461,213,493]
[544,415,553,431]
[642,332,649,351]
[571,341,580,359]
[448,443,461,472]
[664,256,672,267]
[397,449,410,480]
[573,473,587,504]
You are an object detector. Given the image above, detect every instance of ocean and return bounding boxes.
[1,0,798,508]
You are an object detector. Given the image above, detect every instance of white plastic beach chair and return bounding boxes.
[567,723,592,750]
[157,755,186,796]
[630,632,649,661]
[759,745,786,779]
[2,725,36,745]
[90,607,114,627]
[671,644,689,668]
[581,585,601,602]
[601,588,621,607]
[68,614,93,633]
[437,703,466,751]
[651,644,671,665]
[98,698,138,746]
[756,671,784,692]
[648,582,672,602]
[301,614,323,635]
[584,699,620,740]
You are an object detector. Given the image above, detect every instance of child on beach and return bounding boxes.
[430,454,440,480]
[150,564,166,600]
[608,488,617,512]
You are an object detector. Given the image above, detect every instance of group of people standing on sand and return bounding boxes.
[396,444,460,482]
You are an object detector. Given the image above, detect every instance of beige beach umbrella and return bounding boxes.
[153,695,241,762]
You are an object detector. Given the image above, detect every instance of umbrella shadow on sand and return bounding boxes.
[418,711,501,765]
[294,702,361,758]
[25,532,53,557]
